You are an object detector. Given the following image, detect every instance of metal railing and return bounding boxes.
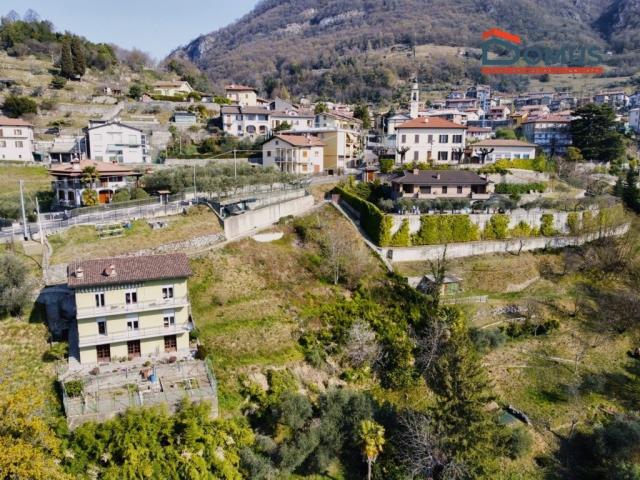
[78,322,192,347]
[76,296,190,319]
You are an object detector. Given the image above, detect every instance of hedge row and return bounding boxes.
[335,187,392,246]
[413,215,480,245]
[495,182,546,195]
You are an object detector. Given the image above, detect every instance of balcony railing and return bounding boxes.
[78,322,192,347]
[76,296,190,320]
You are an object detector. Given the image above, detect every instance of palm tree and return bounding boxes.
[359,419,385,480]
[81,165,100,205]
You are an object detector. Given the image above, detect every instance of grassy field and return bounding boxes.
[0,164,51,198]
[188,205,375,414]
[49,206,222,264]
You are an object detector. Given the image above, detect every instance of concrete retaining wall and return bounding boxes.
[224,195,315,239]
[383,225,629,262]
[390,208,584,235]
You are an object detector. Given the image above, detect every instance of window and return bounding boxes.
[0,141,5,148]
[452,134,463,144]
[164,335,177,353]
[414,134,420,143]
[413,151,419,161]
[127,340,141,358]
[0,129,3,137]
[15,141,23,148]
[97,319,107,335]
[96,344,111,362]
[439,135,449,143]
[267,151,272,157]
[14,129,22,135]
[162,287,174,299]
[163,314,175,327]
[420,186,431,194]
[127,314,139,331]
[401,134,406,143]
[95,293,105,307]
[523,154,530,159]
[438,151,448,161]
[442,186,448,194]
[457,186,463,194]
[427,135,433,143]
[125,290,137,304]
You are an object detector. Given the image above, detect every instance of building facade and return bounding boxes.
[521,115,572,156]
[152,81,194,97]
[68,254,193,365]
[220,105,271,139]
[225,84,258,107]
[262,134,324,174]
[395,117,467,165]
[0,117,34,161]
[87,122,150,164]
[391,169,493,200]
[469,139,537,164]
[50,160,142,207]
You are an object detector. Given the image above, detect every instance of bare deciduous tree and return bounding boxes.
[345,321,382,369]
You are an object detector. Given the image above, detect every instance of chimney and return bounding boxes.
[75,267,84,279]
[435,173,441,180]
[104,264,117,277]
[413,168,420,175]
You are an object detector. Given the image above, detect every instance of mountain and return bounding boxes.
[170,0,640,102]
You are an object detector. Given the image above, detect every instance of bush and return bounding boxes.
[2,94,37,117]
[501,317,560,338]
[50,75,67,89]
[540,214,557,236]
[483,214,509,240]
[0,252,33,317]
[43,342,68,362]
[469,327,506,353]
[494,183,546,195]
[64,379,84,398]
[510,220,533,237]
[112,189,131,203]
[506,427,534,459]
[567,212,581,235]
[194,343,211,360]
[390,219,411,246]
[412,214,479,245]
[150,94,187,102]
[379,158,394,173]
[334,186,391,246]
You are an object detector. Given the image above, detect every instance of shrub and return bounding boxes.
[194,343,211,360]
[50,75,67,89]
[469,327,506,353]
[43,342,68,362]
[567,212,581,235]
[64,379,84,398]
[2,94,37,117]
[501,317,560,338]
[510,220,532,237]
[494,182,546,195]
[483,214,509,240]
[189,327,200,341]
[413,214,479,245]
[379,158,394,173]
[112,189,131,203]
[506,427,534,459]
[540,214,557,236]
[390,219,411,246]
[0,252,33,317]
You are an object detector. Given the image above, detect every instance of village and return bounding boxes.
[1,5,640,480]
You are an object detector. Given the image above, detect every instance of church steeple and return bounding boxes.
[410,78,419,119]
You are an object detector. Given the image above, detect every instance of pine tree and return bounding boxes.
[60,38,74,79]
[70,36,86,78]
[428,309,500,474]
[622,167,640,213]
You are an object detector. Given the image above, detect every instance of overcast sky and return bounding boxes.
[2,1,260,59]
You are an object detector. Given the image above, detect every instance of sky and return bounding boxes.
[1,0,260,59]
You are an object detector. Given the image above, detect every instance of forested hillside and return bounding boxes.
[170,0,640,102]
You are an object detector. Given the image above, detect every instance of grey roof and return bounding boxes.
[391,170,489,186]
[87,121,142,133]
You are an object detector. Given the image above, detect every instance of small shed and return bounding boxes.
[172,111,197,126]
[417,274,462,297]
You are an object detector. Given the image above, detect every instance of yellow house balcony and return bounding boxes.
[78,323,192,348]
[76,296,190,320]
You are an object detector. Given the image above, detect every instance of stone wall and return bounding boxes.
[383,224,629,262]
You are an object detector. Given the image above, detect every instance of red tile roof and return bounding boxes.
[68,253,192,288]
[225,84,257,91]
[49,160,140,178]
[396,117,467,130]
[272,134,324,147]
[0,116,33,127]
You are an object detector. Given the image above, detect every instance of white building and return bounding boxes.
[469,139,537,165]
[629,108,640,133]
[152,81,193,97]
[386,113,411,135]
[87,121,150,164]
[262,134,324,174]
[225,84,258,107]
[0,117,34,161]
[395,117,467,165]
[220,105,271,139]
[270,110,315,132]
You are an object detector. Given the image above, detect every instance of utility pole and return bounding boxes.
[35,196,44,247]
[233,149,237,179]
[19,180,28,241]
[192,162,197,203]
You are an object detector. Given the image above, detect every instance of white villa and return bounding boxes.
[225,84,259,107]
[262,134,324,174]
[395,117,467,165]
[0,117,34,161]
[86,121,150,164]
[469,139,537,164]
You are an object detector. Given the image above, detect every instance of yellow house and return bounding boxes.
[68,253,194,365]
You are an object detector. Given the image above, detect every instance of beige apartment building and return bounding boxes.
[68,254,194,365]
